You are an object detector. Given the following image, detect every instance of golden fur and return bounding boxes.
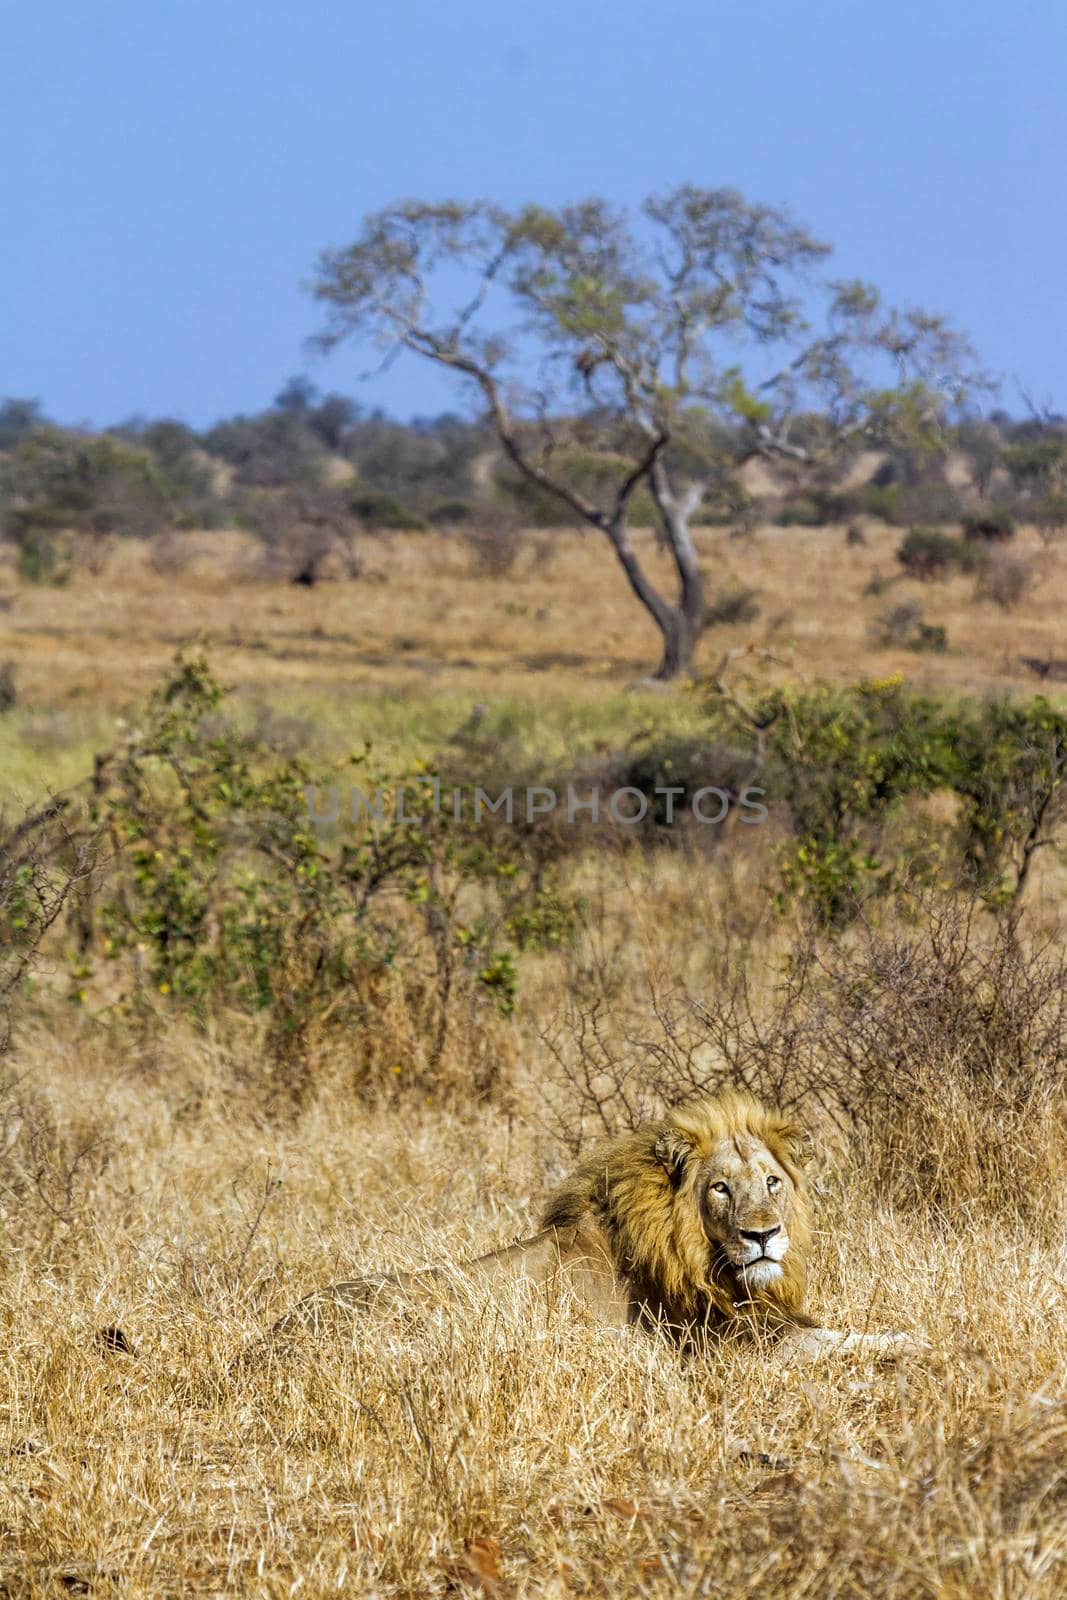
[272,1093,916,1362]
[537,1091,814,1340]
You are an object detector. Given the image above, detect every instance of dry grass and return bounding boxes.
[2,519,1065,719]
[2,524,1067,1594]
[3,1012,1067,1598]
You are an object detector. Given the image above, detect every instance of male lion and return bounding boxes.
[272,1092,917,1364]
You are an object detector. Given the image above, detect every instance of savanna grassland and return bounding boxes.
[2,517,1067,1598]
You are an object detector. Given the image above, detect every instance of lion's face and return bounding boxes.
[694,1134,799,1295]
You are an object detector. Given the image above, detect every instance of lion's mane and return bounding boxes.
[540,1091,813,1337]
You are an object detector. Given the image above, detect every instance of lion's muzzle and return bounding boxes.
[729,1224,789,1290]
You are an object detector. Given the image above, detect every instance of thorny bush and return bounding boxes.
[73,654,563,1104]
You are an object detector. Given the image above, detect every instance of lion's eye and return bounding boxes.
[767,1174,782,1192]
[710,1182,730,1197]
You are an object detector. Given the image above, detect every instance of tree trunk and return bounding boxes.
[654,606,700,679]
[640,457,708,679]
[602,512,704,681]
[659,504,705,678]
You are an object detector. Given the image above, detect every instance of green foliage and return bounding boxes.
[0,398,47,450]
[132,419,216,501]
[949,698,1067,905]
[79,655,571,1092]
[860,480,964,528]
[427,499,475,527]
[347,413,483,504]
[1033,491,1067,541]
[1001,436,1066,490]
[1,428,173,550]
[15,528,73,586]
[998,430,1067,541]
[910,621,948,653]
[774,496,824,527]
[203,410,326,489]
[774,487,853,527]
[349,488,427,530]
[743,678,956,924]
[705,676,1067,924]
[896,527,964,579]
[859,484,902,523]
[962,505,1016,542]
[505,883,581,952]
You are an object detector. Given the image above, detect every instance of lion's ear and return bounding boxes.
[779,1121,815,1169]
[655,1126,695,1183]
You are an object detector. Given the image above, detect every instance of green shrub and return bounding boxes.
[774,488,853,527]
[860,484,904,524]
[1001,437,1066,490]
[1,428,173,547]
[1033,492,1067,543]
[774,496,823,527]
[0,398,46,450]
[79,654,550,1099]
[349,489,427,530]
[203,410,325,489]
[871,602,946,651]
[704,676,1067,923]
[962,505,1016,542]
[896,526,962,579]
[15,528,73,586]
[861,482,963,527]
[427,499,474,527]
[911,621,948,652]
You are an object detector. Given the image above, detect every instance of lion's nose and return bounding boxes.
[740,1226,780,1251]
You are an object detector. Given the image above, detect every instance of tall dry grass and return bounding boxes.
[2,527,1067,1595]
[4,860,1067,1596]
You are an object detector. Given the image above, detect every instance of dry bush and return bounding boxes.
[0,1069,113,1260]
[869,600,948,652]
[525,529,560,577]
[459,511,525,578]
[705,582,760,627]
[75,529,116,576]
[244,488,363,584]
[144,529,192,576]
[806,898,1067,1223]
[251,521,356,585]
[0,798,99,1056]
[538,890,1067,1227]
[871,599,924,645]
[975,549,1036,610]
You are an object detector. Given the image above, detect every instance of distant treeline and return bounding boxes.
[1,382,1065,585]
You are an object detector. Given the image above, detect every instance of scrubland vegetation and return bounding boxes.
[3,362,1067,1594]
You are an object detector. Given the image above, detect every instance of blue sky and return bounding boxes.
[3,0,1064,428]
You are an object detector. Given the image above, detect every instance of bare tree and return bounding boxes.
[311,187,984,678]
